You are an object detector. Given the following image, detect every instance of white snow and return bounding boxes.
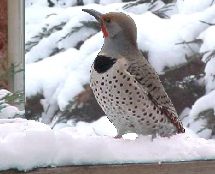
[186,90,215,139]
[25,0,48,7]
[0,106,20,119]
[0,89,11,100]
[25,6,98,63]
[204,58,215,93]
[198,25,215,93]
[135,4,215,73]
[0,118,215,171]
[25,47,90,111]
[100,0,122,5]
[189,90,215,118]
[199,26,215,54]
[176,0,215,14]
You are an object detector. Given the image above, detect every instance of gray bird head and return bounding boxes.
[82,9,138,57]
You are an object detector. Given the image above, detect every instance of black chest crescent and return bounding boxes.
[94,55,117,73]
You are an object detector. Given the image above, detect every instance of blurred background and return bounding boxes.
[24,0,215,139]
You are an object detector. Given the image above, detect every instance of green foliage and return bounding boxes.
[4,91,24,106]
[0,90,24,118]
[0,61,24,117]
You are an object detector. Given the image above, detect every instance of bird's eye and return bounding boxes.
[104,17,111,23]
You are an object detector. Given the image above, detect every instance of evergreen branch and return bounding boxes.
[148,2,158,11]
[203,50,215,63]
[25,41,40,53]
[25,22,67,53]
[162,0,175,3]
[49,48,65,57]
[3,91,24,105]
[152,3,174,18]
[123,0,153,10]
[123,0,174,10]
[163,52,203,74]
[0,90,24,116]
[122,0,137,2]
[57,21,99,43]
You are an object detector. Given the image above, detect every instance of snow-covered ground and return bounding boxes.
[0,118,215,171]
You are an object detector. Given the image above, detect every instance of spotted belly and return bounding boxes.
[90,65,175,136]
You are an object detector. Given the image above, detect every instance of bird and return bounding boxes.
[82,9,185,138]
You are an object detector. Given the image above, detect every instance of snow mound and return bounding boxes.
[0,118,215,171]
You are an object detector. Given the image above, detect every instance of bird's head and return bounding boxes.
[82,9,137,47]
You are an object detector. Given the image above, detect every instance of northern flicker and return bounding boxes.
[83,9,185,138]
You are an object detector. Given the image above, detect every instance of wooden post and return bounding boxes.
[7,0,24,109]
[0,0,8,89]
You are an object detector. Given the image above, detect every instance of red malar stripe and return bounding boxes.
[101,24,109,38]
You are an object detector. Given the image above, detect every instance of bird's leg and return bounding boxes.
[151,134,157,141]
[114,129,124,139]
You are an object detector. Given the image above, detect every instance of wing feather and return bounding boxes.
[127,59,185,133]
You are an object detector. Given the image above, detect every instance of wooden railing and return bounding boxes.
[0,160,215,174]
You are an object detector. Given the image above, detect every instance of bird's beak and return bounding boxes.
[82,9,103,24]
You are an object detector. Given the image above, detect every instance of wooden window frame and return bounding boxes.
[7,0,24,94]
[1,160,215,174]
[2,0,215,173]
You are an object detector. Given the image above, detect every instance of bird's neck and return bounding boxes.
[101,33,139,59]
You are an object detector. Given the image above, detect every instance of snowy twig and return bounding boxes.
[175,39,203,45]
[46,13,57,18]
[200,20,215,26]
[203,50,215,63]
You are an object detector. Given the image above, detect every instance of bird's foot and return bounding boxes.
[114,135,122,139]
